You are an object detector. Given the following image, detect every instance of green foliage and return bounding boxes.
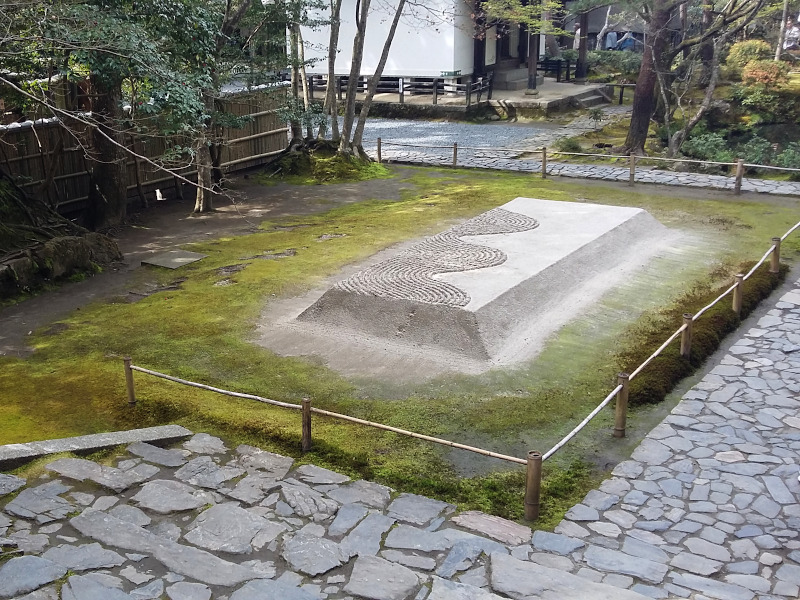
[737,134,774,164]
[561,49,579,62]
[620,263,786,407]
[480,0,565,33]
[741,60,791,87]
[726,40,773,70]
[681,132,734,162]
[587,50,642,79]
[776,142,800,180]
[554,137,583,153]
[587,107,604,129]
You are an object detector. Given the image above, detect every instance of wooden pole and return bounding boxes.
[453,142,458,167]
[629,154,635,186]
[124,357,136,406]
[524,450,542,521]
[613,373,629,438]
[619,85,624,105]
[432,78,439,105]
[732,273,744,316]
[399,78,404,104]
[301,398,312,453]
[377,137,382,164]
[680,313,693,358]
[466,80,472,107]
[541,147,547,179]
[174,176,184,201]
[770,237,781,273]
[734,159,744,195]
[337,76,342,102]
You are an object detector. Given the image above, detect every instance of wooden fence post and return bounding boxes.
[770,237,781,273]
[377,138,382,164]
[524,450,542,521]
[466,81,472,107]
[629,154,635,186]
[614,373,629,438]
[732,274,744,316]
[302,398,312,453]
[734,159,745,195]
[124,357,136,406]
[433,78,439,105]
[174,176,184,201]
[680,313,693,358]
[618,85,624,105]
[541,147,547,179]
[452,142,458,167]
[336,77,343,102]
[399,78,405,104]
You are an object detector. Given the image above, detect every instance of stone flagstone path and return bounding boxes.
[2,276,800,599]
[357,111,800,197]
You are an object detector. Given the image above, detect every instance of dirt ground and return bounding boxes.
[0,167,419,357]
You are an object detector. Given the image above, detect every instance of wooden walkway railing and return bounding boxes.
[122,219,799,521]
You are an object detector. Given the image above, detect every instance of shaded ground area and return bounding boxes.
[0,169,419,357]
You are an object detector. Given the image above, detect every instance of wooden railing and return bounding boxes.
[120,218,798,522]
[301,74,494,106]
[374,140,800,195]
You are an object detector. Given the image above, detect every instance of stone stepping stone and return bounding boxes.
[0,555,67,598]
[61,574,132,600]
[183,503,287,553]
[46,458,148,492]
[166,581,212,600]
[449,511,531,546]
[221,473,281,505]
[4,480,74,523]
[293,464,350,485]
[174,456,244,489]
[429,576,504,600]
[328,503,369,537]
[131,579,164,599]
[325,479,392,509]
[230,579,319,600]
[128,442,188,467]
[234,445,294,478]
[490,553,651,600]
[436,538,508,578]
[109,505,152,527]
[70,509,263,587]
[183,434,227,455]
[280,483,339,521]
[583,545,669,584]
[0,474,25,496]
[281,533,350,576]
[341,513,395,556]
[131,480,205,514]
[42,542,125,571]
[386,493,453,526]
[344,555,419,600]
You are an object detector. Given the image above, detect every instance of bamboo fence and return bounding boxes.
[0,91,288,216]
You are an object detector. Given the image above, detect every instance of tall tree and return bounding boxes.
[622,0,764,155]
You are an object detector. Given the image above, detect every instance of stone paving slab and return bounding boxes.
[0,430,648,599]
[357,112,800,198]
[3,279,800,598]
[0,425,193,469]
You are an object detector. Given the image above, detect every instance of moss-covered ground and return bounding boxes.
[1,167,798,529]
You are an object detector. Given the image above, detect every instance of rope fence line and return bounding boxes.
[121,218,800,522]
[374,138,800,192]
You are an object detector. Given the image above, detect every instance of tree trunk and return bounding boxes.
[194,140,214,213]
[775,0,790,60]
[87,75,127,230]
[623,3,671,154]
[320,0,344,140]
[289,23,303,143]
[339,0,371,154]
[576,12,589,79]
[295,24,314,140]
[352,0,407,148]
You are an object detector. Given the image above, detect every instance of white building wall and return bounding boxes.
[303,0,476,77]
